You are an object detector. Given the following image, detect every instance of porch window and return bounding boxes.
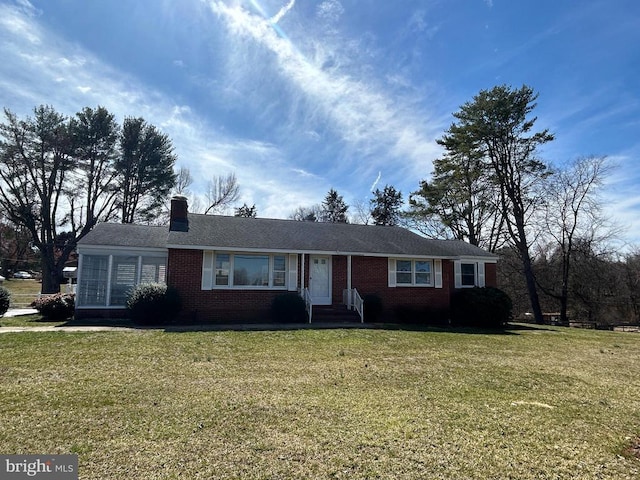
[141,257,167,283]
[210,253,288,289]
[110,256,139,306]
[78,255,109,306]
[77,253,167,307]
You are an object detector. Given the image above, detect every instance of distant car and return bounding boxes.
[0,275,5,284]
[13,271,32,279]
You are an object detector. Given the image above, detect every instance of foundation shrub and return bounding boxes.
[363,294,383,322]
[127,283,182,325]
[271,293,307,323]
[451,287,512,328]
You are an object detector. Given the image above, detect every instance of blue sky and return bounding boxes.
[1,0,639,243]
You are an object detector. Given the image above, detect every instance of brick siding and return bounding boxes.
[167,249,497,323]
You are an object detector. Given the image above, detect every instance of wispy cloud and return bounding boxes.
[207,1,442,182]
[0,1,323,218]
[370,172,381,192]
[270,0,295,24]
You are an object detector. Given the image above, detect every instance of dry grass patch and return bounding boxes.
[0,326,639,479]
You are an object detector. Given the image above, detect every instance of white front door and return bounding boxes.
[310,255,331,305]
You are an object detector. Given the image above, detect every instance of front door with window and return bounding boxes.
[310,255,331,305]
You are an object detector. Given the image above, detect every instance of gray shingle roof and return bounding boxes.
[78,223,168,249]
[165,214,496,259]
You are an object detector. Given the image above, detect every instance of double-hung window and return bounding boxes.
[454,261,486,288]
[394,259,433,286]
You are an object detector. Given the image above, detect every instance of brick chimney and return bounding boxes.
[170,195,189,232]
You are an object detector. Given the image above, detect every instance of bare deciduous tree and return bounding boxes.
[204,172,240,214]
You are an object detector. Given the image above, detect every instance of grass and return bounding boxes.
[0,279,68,327]
[0,325,639,479]
[2,278,42,307]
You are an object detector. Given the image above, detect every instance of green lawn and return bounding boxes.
[1,279,67,327]
[1,325,639,479]
[2,278,42,307]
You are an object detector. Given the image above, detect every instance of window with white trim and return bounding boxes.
[77,253,167,307]
[210,253,288,289]
[460,263,476,286]
[454,260,486,288]
[395,259,433,286]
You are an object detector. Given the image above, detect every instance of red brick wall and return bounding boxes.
[167,249,498,322]
[167,249,285,322]
[485,262,497,287]
[349,256,454,313]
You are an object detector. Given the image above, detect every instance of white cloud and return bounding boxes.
[0,2,41,44]
[316,0,344,23]
[270,0,295,24]
[0,2,325,219]
[207,0,441,179]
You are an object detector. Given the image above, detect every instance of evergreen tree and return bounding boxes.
[439,85,554,323]
[234,203,257,218]
[370,185,403,226]
[321,189,349,223]
[117,117,177,223]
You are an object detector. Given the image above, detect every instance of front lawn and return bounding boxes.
[0,325,639,479]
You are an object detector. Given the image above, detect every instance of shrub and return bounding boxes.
[271,293,307,323]
[451,287,512,329]
[32,293,75,320]
[126,283,182,325]
[393,305,449,326]
[0,286,10,316]
[363,294,383,322]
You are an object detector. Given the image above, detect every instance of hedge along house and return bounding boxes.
[75,196,498,322]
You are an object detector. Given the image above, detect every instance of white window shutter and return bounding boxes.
[454,261,462,288]
[202,251,213,290]
[477,262,485,287]
[434,259,443,288]
[388,258,396,287]
[288,254,298,291]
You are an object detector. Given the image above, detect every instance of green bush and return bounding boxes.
[394,305,449,326]
[0,286,10,316]
[271,293,307,323]
[363,294,383,322]
[126,283,182,325]
[451,287,512,329]
[31,293,75,320]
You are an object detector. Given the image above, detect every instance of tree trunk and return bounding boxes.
[40,253,62,294]
[521,249,544,324]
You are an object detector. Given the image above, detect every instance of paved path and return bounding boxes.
[2,308,38,317]
[0,325,138,333]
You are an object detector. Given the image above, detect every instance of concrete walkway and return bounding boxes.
[0,325,138,333]
[2,308,38,317]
